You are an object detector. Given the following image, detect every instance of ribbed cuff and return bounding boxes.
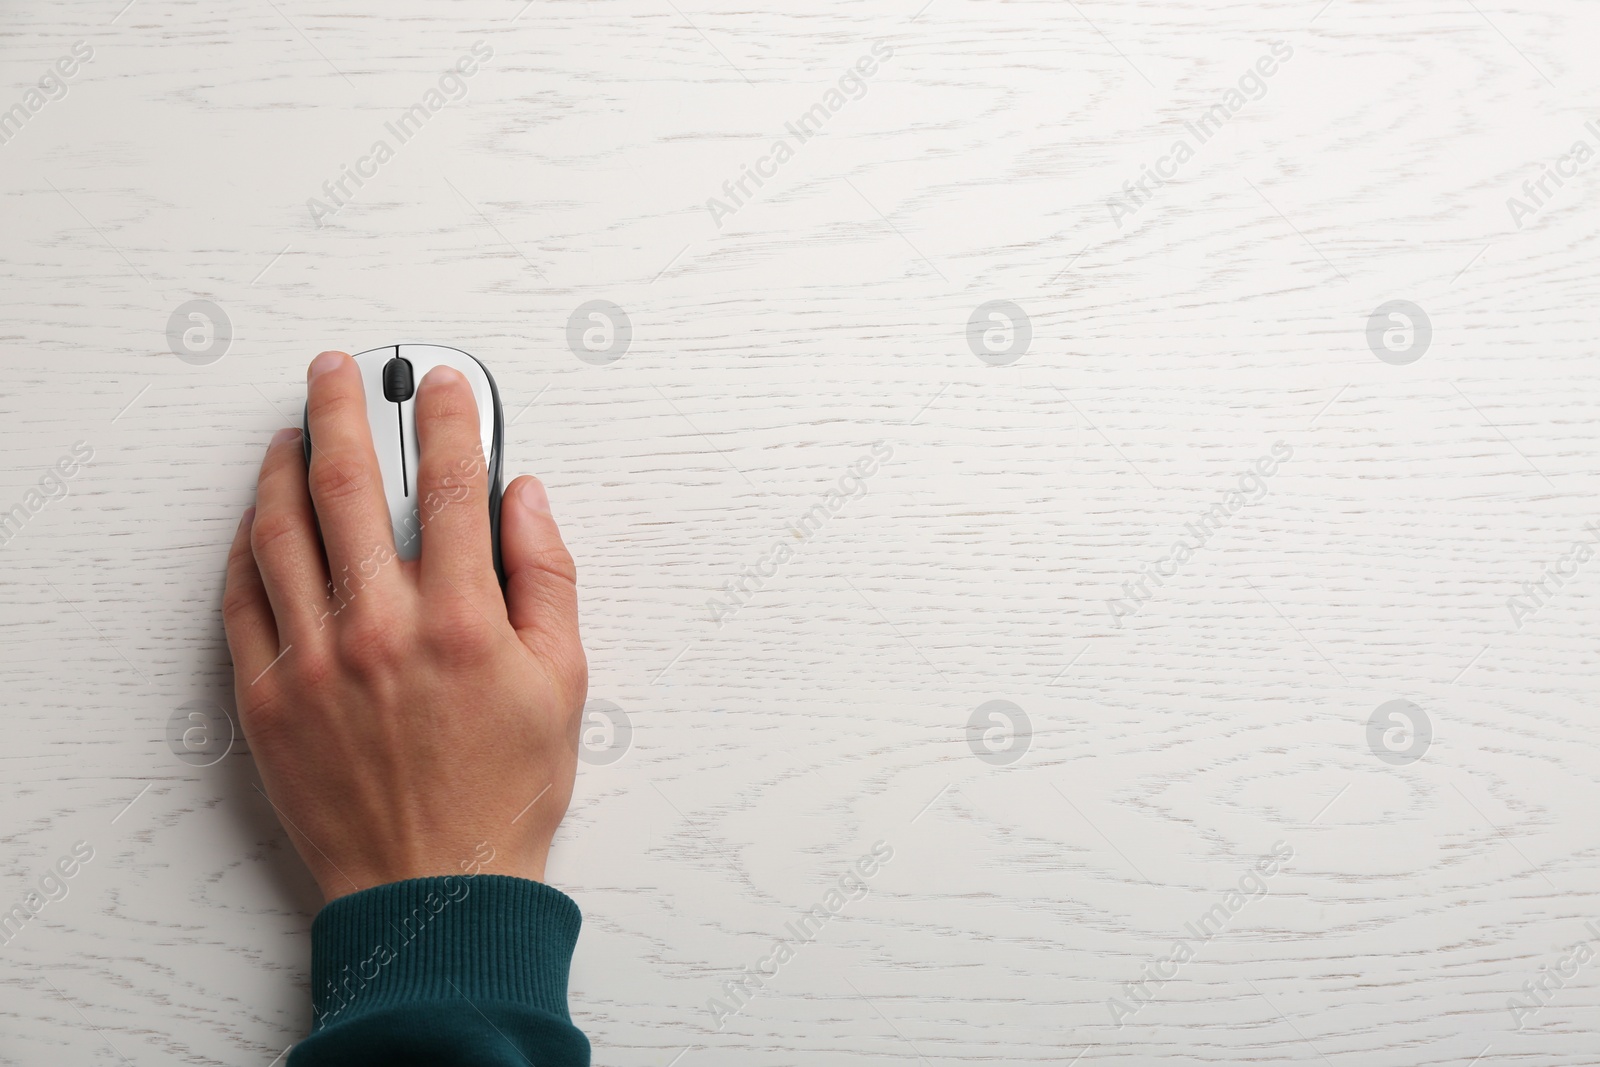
[308,875,581,1030]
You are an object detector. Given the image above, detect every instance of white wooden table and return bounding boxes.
[4,0,1599,1062]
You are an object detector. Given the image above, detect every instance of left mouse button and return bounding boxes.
[382,357,415,402]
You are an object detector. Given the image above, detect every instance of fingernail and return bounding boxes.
[518,478,551,515]
[424,365,466,388]
[308,351,345,381]
[240,506,256,528]
[271,427,300,446]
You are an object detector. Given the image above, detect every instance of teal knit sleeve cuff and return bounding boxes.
[289,875,589,1067]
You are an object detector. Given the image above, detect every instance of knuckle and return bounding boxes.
[221,586,258,627]
[308,451,373,506]
[335,615,403,672]
[261,433,307,477]
[523,542,579,589]
[237,685,284,738]
[425,603,496,665]
[293,647,335,691]
[421,459,482,506]
[307,384,358,424]
[237,645,326,737]
[328,544,396,600]
[251,511,305,558]
[227,525,257,568]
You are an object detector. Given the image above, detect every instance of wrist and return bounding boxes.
[315,842,550,904]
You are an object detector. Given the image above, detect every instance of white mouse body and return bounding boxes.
[303,344,504,579]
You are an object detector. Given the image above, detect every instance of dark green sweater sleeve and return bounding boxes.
[287,874,589,1067]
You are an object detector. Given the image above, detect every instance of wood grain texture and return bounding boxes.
[3,0,1600,1062]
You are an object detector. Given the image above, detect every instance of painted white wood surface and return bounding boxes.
[3,0,1599,1063]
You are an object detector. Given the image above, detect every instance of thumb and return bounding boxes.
[501,476,582,662]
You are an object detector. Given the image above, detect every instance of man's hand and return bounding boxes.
[222,350,586,902]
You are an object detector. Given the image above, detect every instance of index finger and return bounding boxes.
[303,351,403,597]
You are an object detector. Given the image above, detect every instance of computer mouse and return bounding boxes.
[302,344,504,583]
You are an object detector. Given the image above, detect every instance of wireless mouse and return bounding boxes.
[302,345,504,583]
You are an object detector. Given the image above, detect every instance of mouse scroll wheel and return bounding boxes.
[383,357,415,402]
